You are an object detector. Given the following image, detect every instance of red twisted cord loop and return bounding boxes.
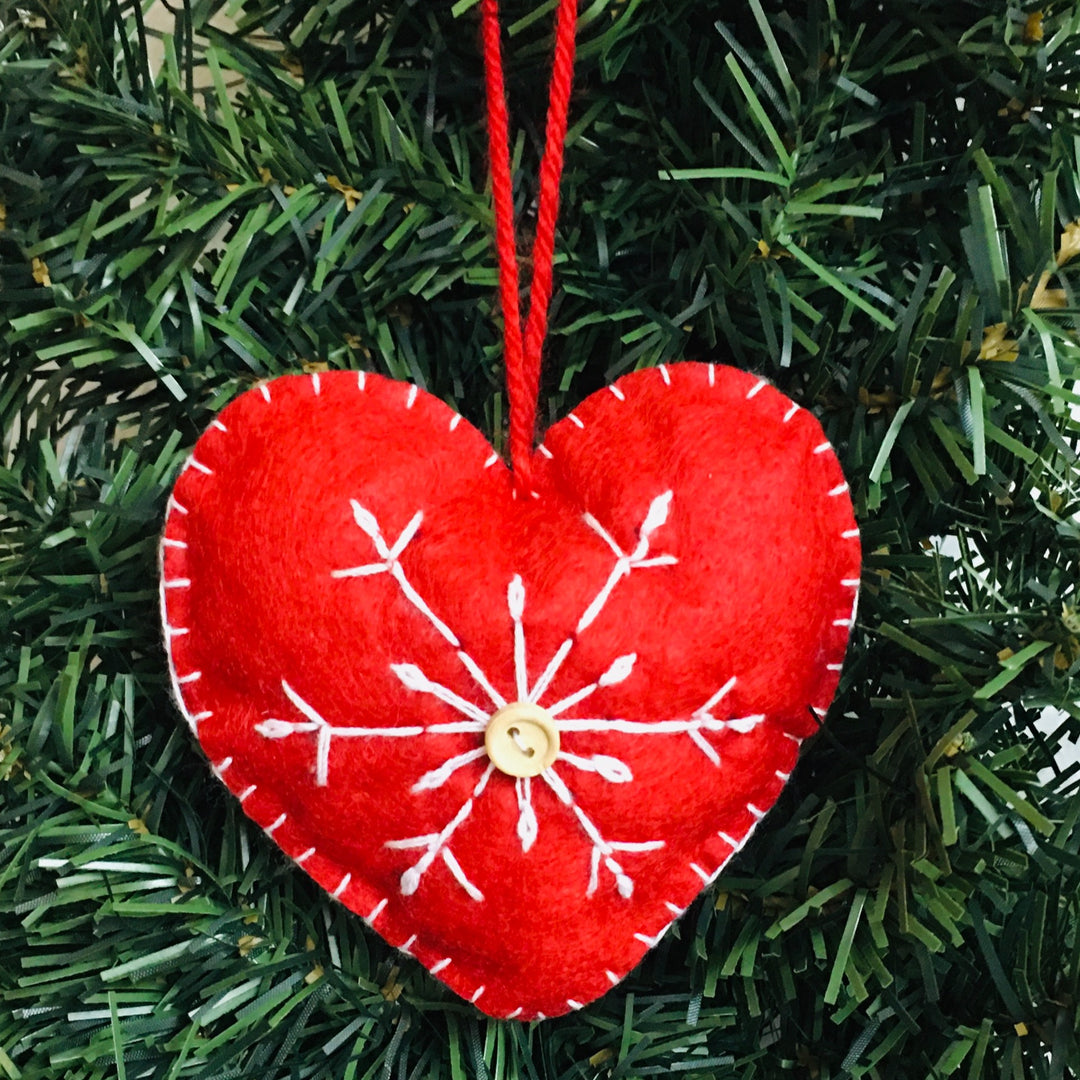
[481,0,578,493]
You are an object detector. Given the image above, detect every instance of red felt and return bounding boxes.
[160,363,860,1020]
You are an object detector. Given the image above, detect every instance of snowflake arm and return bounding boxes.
[257,680,485,787]
[333,503,504,708]
[545,652,636,717]
[515,777,538,852]
[413,747,490,792]
[528,491,676,703]
[556,677,765,767]
[541,767,663,898]
[387,763,495,899]
[282,490,762,904]
[556,751,633,783]
[392,663,490,724]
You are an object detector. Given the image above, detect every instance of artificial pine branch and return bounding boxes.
[2,1,1078,1077]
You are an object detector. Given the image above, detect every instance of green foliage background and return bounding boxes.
[2,0,1080,1077]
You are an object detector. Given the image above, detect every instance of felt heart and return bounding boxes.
[160,362,859,1019]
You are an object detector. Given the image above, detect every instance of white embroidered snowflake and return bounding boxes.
[255,491,765,903]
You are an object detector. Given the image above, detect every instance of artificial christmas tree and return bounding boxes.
[2,1,1079,1077]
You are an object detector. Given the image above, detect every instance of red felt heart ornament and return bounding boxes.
[160,361,859,1019]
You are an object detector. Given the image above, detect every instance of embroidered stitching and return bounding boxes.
[161,366,861,1019]
[255,491,765,904]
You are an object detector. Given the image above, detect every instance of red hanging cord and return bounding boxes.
[481,0,578,493]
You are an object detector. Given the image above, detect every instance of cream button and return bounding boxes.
[485,702,560,778]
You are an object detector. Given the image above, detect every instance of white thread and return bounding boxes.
[546,652,636,717]
[508,575,528,700]
[827,663,844,671]
[258,384,271,402]
[238,785,257,802]
[746,803,766,820]
[162,538,187,549]
[456,651,506,708]
[813,441,831,454]
[332,873,351,898]
[265,813,287,836]
[688,728,720,766]
[212,419,228,432]
[775,770,790,782]
[330,564,385,579]
[842,528,860,539]
[783,403,799,422]
[295,847,316,864]
[538,444,553,459]
[335,502,462,648]
[605,970,620,985]
[391,765,494,898]
[311,373,321,395]
[690,863,711,883]
[412,747,488,792]
[558,751,633,783]
[543,768,662,899]
[567,999,585,1011]
[708,364,715,386]
[828,482,850,496]
[406,384,418,409]
[358,370,366,390]
[665,901,685,916]
[718,831,741,849]
[556,714,764,737]
[471,986,486,1003]
[430,958,452,975]
[567,412,584,428]
[387,511,423,561]
[164,578,192,589]
[601,653,637,687]
[212,757,233,777]
[515,777,538,852]
[191,710,213,723]
[271,679,446,786]
[609,385,626,401]
[393,664,490,723]
[367,897,388,924]
[450,413,462,431]
[507,1008,523,1019]
[658,364,671,385]
[746,378,767,398]
[166,625,189,637]
[167,496,188,515]
[641,491,673,538]
[399,934,417,954]
[259,706,478,745]
[833,618,854,627]
[577,492,677,635]
[396,560,464,638]
[785,732,806,744]
[442,849,485,901]
[528,638,573,704]
[525,494,677,707]
[842,578,860,587]
[261,489,774,908]
[582,512,623,559]
[634,926,670,948]
[176,671,201,684]
[696,675,736,716]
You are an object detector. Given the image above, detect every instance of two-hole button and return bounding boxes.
[484,702,560,778]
